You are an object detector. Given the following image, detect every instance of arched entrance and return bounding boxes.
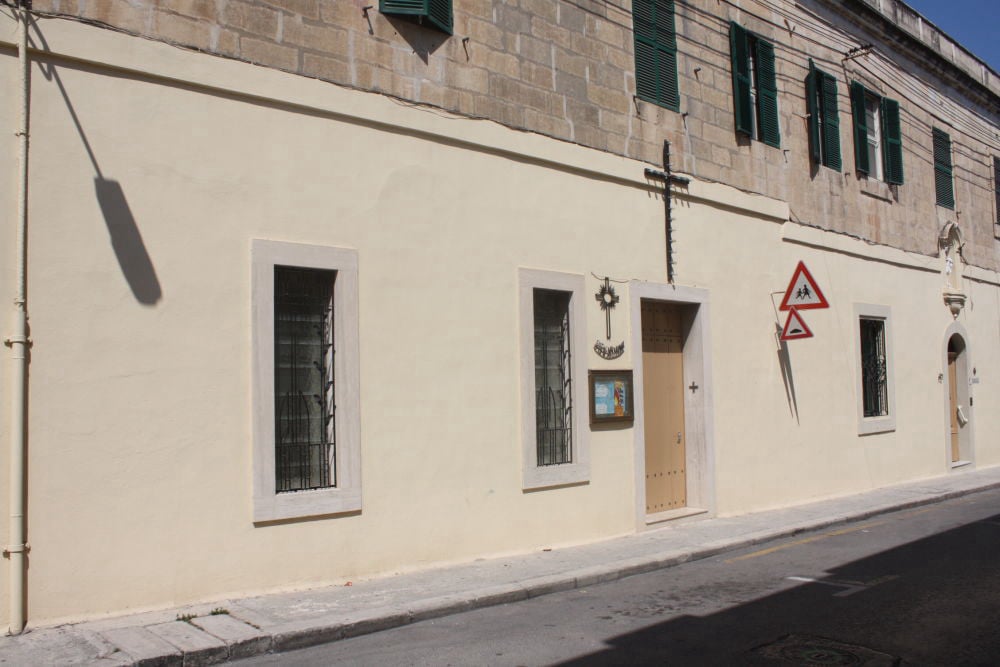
[943,327,973,468]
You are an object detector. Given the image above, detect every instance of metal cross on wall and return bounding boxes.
[595,277,620,340]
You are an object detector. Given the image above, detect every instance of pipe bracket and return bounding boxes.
[3,544,29,556]
[4,335,29,347]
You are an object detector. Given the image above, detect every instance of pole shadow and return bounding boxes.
[775,322,799,424]
[31,16,161,305]
[94,177,161,304]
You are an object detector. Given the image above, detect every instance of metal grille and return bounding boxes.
[274,267,336,493]
[860,318,888,418]
[534,289,572,466]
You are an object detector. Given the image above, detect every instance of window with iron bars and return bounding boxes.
[533,288,573,466]
[860,317,888,418]
[274,267,336,493]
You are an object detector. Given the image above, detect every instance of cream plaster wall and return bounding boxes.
[670,200,998,515]
[1,14,999,627]
[2,23,669,625]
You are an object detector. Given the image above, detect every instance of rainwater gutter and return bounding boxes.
[4,2,31,635]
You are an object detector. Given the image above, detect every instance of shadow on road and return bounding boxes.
[556,513,1000,666]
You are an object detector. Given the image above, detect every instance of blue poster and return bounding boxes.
[594,380,616,415]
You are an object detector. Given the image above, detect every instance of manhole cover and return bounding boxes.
[754,634,898,666]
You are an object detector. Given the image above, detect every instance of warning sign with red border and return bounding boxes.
[780,308,813,340]
[779,261,829,311]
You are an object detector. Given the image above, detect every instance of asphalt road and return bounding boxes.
[237,487,1000,666]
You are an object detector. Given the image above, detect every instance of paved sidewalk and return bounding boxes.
[3,466,1000,666]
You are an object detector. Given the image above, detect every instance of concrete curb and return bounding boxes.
[6,475,1000,665]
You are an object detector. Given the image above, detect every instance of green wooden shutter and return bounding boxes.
[882,97,903,184]
[655,0,679,110]
[380,0,452,34]
[634,0,658,104]
[807,62,821,163]
[820,71,841,170]
[808,63,841,170]
[755,38,780,147]
[933,128,954,208]
[426,0,452,33]
[850,81,869,174]
[633,0,679,110]
[730,22,753,136]
[994,157,1000,226]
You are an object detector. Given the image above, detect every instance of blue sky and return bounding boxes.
[902,0,999,72]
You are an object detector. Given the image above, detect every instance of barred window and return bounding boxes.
[534,289,573,466]
[253,241,360,522]
[519,269,589,490]
[274,267,336,492]
[860,318,888,418]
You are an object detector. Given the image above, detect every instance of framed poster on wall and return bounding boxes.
[588,370,634,426]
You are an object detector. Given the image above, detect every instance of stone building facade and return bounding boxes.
[0,0,997,629]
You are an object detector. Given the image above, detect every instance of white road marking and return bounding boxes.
[785,574,899,597]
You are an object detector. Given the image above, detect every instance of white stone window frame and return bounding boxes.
[252,239,361,522]
[519,268,590,490]
[854,303,896,435]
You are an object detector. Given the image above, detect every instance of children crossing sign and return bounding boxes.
[779,261,828,311]
[778,262,828,341]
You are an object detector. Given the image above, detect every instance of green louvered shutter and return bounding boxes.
[633,0,657,102]
[755,38,780,147]
[820,70,841,170]
[882,97,903,184]
[807,62,821,163]
[994,157,1000,226]
[655,0,679,109]
[730,22,753,136]
[426,0,452,33]
[808,62,840,169]
[850,81,869,174]
[380,0,452,34]
[633,0,679,110]
[933,128,954,208]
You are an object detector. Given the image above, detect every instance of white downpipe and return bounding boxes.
[6,3,30,635]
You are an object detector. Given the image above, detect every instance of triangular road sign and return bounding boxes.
[779,261,829,311]
[781,308,813,340]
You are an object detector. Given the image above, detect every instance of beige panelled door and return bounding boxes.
[641,301,686,513]
[948,351,960,462]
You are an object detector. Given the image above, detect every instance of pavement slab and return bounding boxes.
[189,615,271,661]
[0,626,128,666]
[146,621,228,666]
[99,627,182,666]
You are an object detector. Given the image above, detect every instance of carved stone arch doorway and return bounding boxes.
[942,321,974,469]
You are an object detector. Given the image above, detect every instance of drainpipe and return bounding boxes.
[5,2,31,635]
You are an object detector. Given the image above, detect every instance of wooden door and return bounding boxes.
[641,301,686,513]
[948,351,960,462]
